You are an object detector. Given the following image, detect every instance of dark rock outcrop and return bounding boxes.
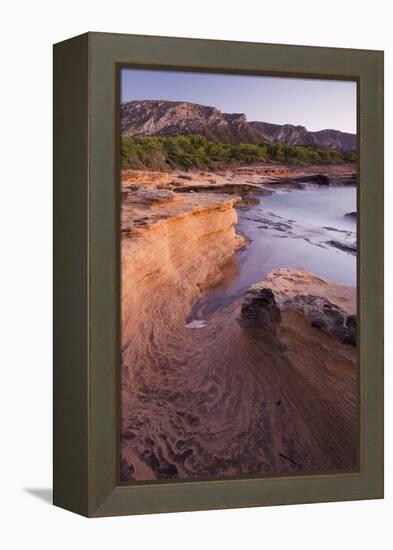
[282,294,357,345]
[328,239,357,255]
[239,269,357,345]
[239,289,356,345]
[173,182,271,195]
[269,174,330,187]
[238,287,281,331]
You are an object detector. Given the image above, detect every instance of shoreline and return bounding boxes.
[121,161,356,192]
[120,163,357,481]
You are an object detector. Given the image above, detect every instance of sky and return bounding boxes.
[121,69,357,134]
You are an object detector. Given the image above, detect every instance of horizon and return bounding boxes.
[121,69,357,134]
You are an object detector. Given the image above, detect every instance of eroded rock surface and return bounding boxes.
[238,287,281,331]
[120,172,358,482]
[244,268,356,344]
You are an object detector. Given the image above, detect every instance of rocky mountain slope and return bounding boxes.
[121,100,356,151]
[250,121,356,150]
[121,100,263,144]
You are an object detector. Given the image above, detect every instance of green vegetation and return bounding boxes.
[121,134,356,171]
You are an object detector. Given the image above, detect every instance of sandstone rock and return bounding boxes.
[121,169,173,186]
[282,294,356,345]
[126,189,177,205]
[238,287,281,331]
[241,268,356,345]
[173,182,265,195]
[236,197,261,208]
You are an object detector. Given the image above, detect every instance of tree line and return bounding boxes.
[121,134,356,171]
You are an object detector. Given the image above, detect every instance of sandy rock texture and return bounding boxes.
[120,170,357,482]
[242,268,356,344]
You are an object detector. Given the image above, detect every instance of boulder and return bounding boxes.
[239,268,357,345]
[238,287,281,331]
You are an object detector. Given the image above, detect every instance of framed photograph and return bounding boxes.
[53,32,383,517]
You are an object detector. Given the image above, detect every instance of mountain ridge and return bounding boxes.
[121,100,356,151]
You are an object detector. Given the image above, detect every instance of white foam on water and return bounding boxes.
[185,319,206,329]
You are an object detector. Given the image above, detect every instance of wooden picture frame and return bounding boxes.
[53,32,383,517]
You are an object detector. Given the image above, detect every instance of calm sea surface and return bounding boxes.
[192,186,357,319]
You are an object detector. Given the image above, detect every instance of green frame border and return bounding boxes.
[53,32,383,517]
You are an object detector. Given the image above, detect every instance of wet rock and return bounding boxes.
[307,174,330,185]
[236,197,261,208]
[272,222,292,232]
[339,174,357,185]
[268,174,330,187]
[174,182,263,195]
[294,174,330,185]
[345,315,357,345]
[328,239,357,255]
[238,287,281,330]
[245,269,357,345]
[282,294,357,345]
[322,226,349,233]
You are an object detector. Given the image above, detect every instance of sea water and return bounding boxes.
[196,186,357,318]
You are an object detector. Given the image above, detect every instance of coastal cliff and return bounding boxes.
[121,191,244,362]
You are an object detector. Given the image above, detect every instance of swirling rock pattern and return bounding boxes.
[120,194,357,481]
